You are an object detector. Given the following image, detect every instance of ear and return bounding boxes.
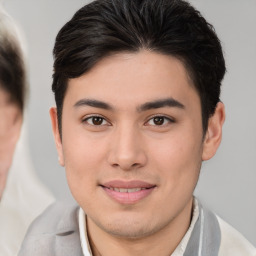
[202,102,225,161]
[49,107,65,166]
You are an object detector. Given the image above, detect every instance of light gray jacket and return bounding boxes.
[18,200,255,256]
[18,201,83,256]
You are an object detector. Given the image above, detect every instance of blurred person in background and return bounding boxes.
[0,6,54,256]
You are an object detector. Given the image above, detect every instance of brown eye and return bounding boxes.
[146,116,174,126]
[84,116,108,126]
[92,116,103,125]
[153,116,164,125]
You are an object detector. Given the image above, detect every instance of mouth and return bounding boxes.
[100,180,156,204]
[107,187,149,193]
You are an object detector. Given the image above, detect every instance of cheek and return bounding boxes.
[62,131,108,196]
[150,132,203,185]
[0,124,21,175]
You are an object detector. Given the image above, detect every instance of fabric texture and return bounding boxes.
[18,198,256,256]
[18,201,83,256]
[183,202,221,256]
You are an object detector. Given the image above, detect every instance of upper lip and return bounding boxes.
[101,180,156,189]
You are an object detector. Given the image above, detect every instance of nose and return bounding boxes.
[107,124,147,171]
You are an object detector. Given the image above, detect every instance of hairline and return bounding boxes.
[57,49,209,138]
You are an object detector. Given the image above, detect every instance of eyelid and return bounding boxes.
[145,114,175,126]
[82,114,111,126]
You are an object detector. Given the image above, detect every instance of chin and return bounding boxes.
[105,224,153,239]
[95,214,161,239]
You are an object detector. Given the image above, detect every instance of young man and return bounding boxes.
[19,0,256,255]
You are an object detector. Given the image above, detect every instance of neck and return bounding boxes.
[87,198,193,256]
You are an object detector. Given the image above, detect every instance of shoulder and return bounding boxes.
[18,201,81,256]
[217,215,256,256]
[195,198,256,256]
[21,200,79,235]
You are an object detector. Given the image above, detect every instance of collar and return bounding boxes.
[79,207,93,256]
[54,201,84,256]
[183,200,221,256]
[171,198,199,255]
[78,198,220,256]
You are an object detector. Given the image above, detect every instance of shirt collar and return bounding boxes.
[78,207,93,256]
[78,198,199,256]
[171,198,199,255]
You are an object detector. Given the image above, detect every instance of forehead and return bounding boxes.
[64,51,199,108]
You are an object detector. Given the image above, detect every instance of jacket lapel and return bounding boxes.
[55,204,84,256]
[184,201,221,256]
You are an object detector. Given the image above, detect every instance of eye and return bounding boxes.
[146,116,174,126]
[83,116,109,126]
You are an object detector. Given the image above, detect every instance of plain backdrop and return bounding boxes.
[2,0,256,246]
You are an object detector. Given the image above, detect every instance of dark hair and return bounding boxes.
[0,12,26,112]
[52,0,226,134]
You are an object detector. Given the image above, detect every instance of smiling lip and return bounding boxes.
[101,180,156,204]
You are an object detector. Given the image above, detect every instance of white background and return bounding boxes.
[2,0,256,246]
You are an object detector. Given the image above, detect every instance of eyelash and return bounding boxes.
[145,115,175,126]
[82,115,110,126]
[82,115,175,127]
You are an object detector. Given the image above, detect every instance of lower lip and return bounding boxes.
[102,187,155,204]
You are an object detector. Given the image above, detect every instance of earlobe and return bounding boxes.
[202,102,225,161]
[49,107,65,166]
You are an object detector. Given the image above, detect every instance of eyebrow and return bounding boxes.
[73,97,185,112]
[74,99,113,110]
[138,98,185,112]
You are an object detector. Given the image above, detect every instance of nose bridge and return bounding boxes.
[108,121,146,170]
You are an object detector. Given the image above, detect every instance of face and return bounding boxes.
[51,51,224,239]
[0,88,22,199]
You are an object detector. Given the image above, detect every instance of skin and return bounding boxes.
[50,50,225,256]
[0,88,22,199]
